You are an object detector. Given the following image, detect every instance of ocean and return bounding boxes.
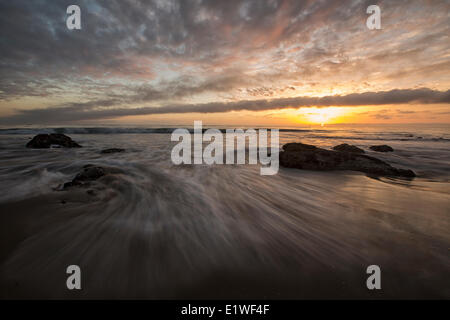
[0,123,449,298]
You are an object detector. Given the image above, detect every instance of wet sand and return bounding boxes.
[1,171,448,299]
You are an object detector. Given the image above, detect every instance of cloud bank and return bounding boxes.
[1,88,448,124]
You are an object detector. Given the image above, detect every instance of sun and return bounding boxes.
[299,107,345,125]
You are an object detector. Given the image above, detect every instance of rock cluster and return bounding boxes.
[280,143,415,177]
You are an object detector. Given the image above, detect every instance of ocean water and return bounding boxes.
[0,124,449,298]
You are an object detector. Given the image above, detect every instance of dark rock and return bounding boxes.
[332,143,365,154]
[370,145,394,152]
[279,142,415,177]
[283,143,318,152]
[73,166,106,182]
[62,181,82,189]
[100,148,125,154]
[61,165,122,190]
[26,134,81,148]
[62,166,105,189]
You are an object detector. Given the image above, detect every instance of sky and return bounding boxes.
[0,0,449,127]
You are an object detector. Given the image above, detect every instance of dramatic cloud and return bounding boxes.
[1,88,448,124]
[0,0,449,124]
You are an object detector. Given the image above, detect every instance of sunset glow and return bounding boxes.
[0,0,448,126]
[296,107,346,125]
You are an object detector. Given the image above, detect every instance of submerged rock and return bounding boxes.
[370,145,394,152]
[73,165,106,182]
[280,142,415,177]
[100,148,125,154]
[26,133,81,148]
[61,164,121,189]
[332,143,365,154]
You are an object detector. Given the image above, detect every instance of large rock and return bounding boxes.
[26,133,81,148]
[370,145,394,152]
[332,143,365,154]
[280,143,415,177]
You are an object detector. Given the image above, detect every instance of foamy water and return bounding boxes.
[0,124,449,298]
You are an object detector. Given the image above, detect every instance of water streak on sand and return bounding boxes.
[0,125,449,298]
